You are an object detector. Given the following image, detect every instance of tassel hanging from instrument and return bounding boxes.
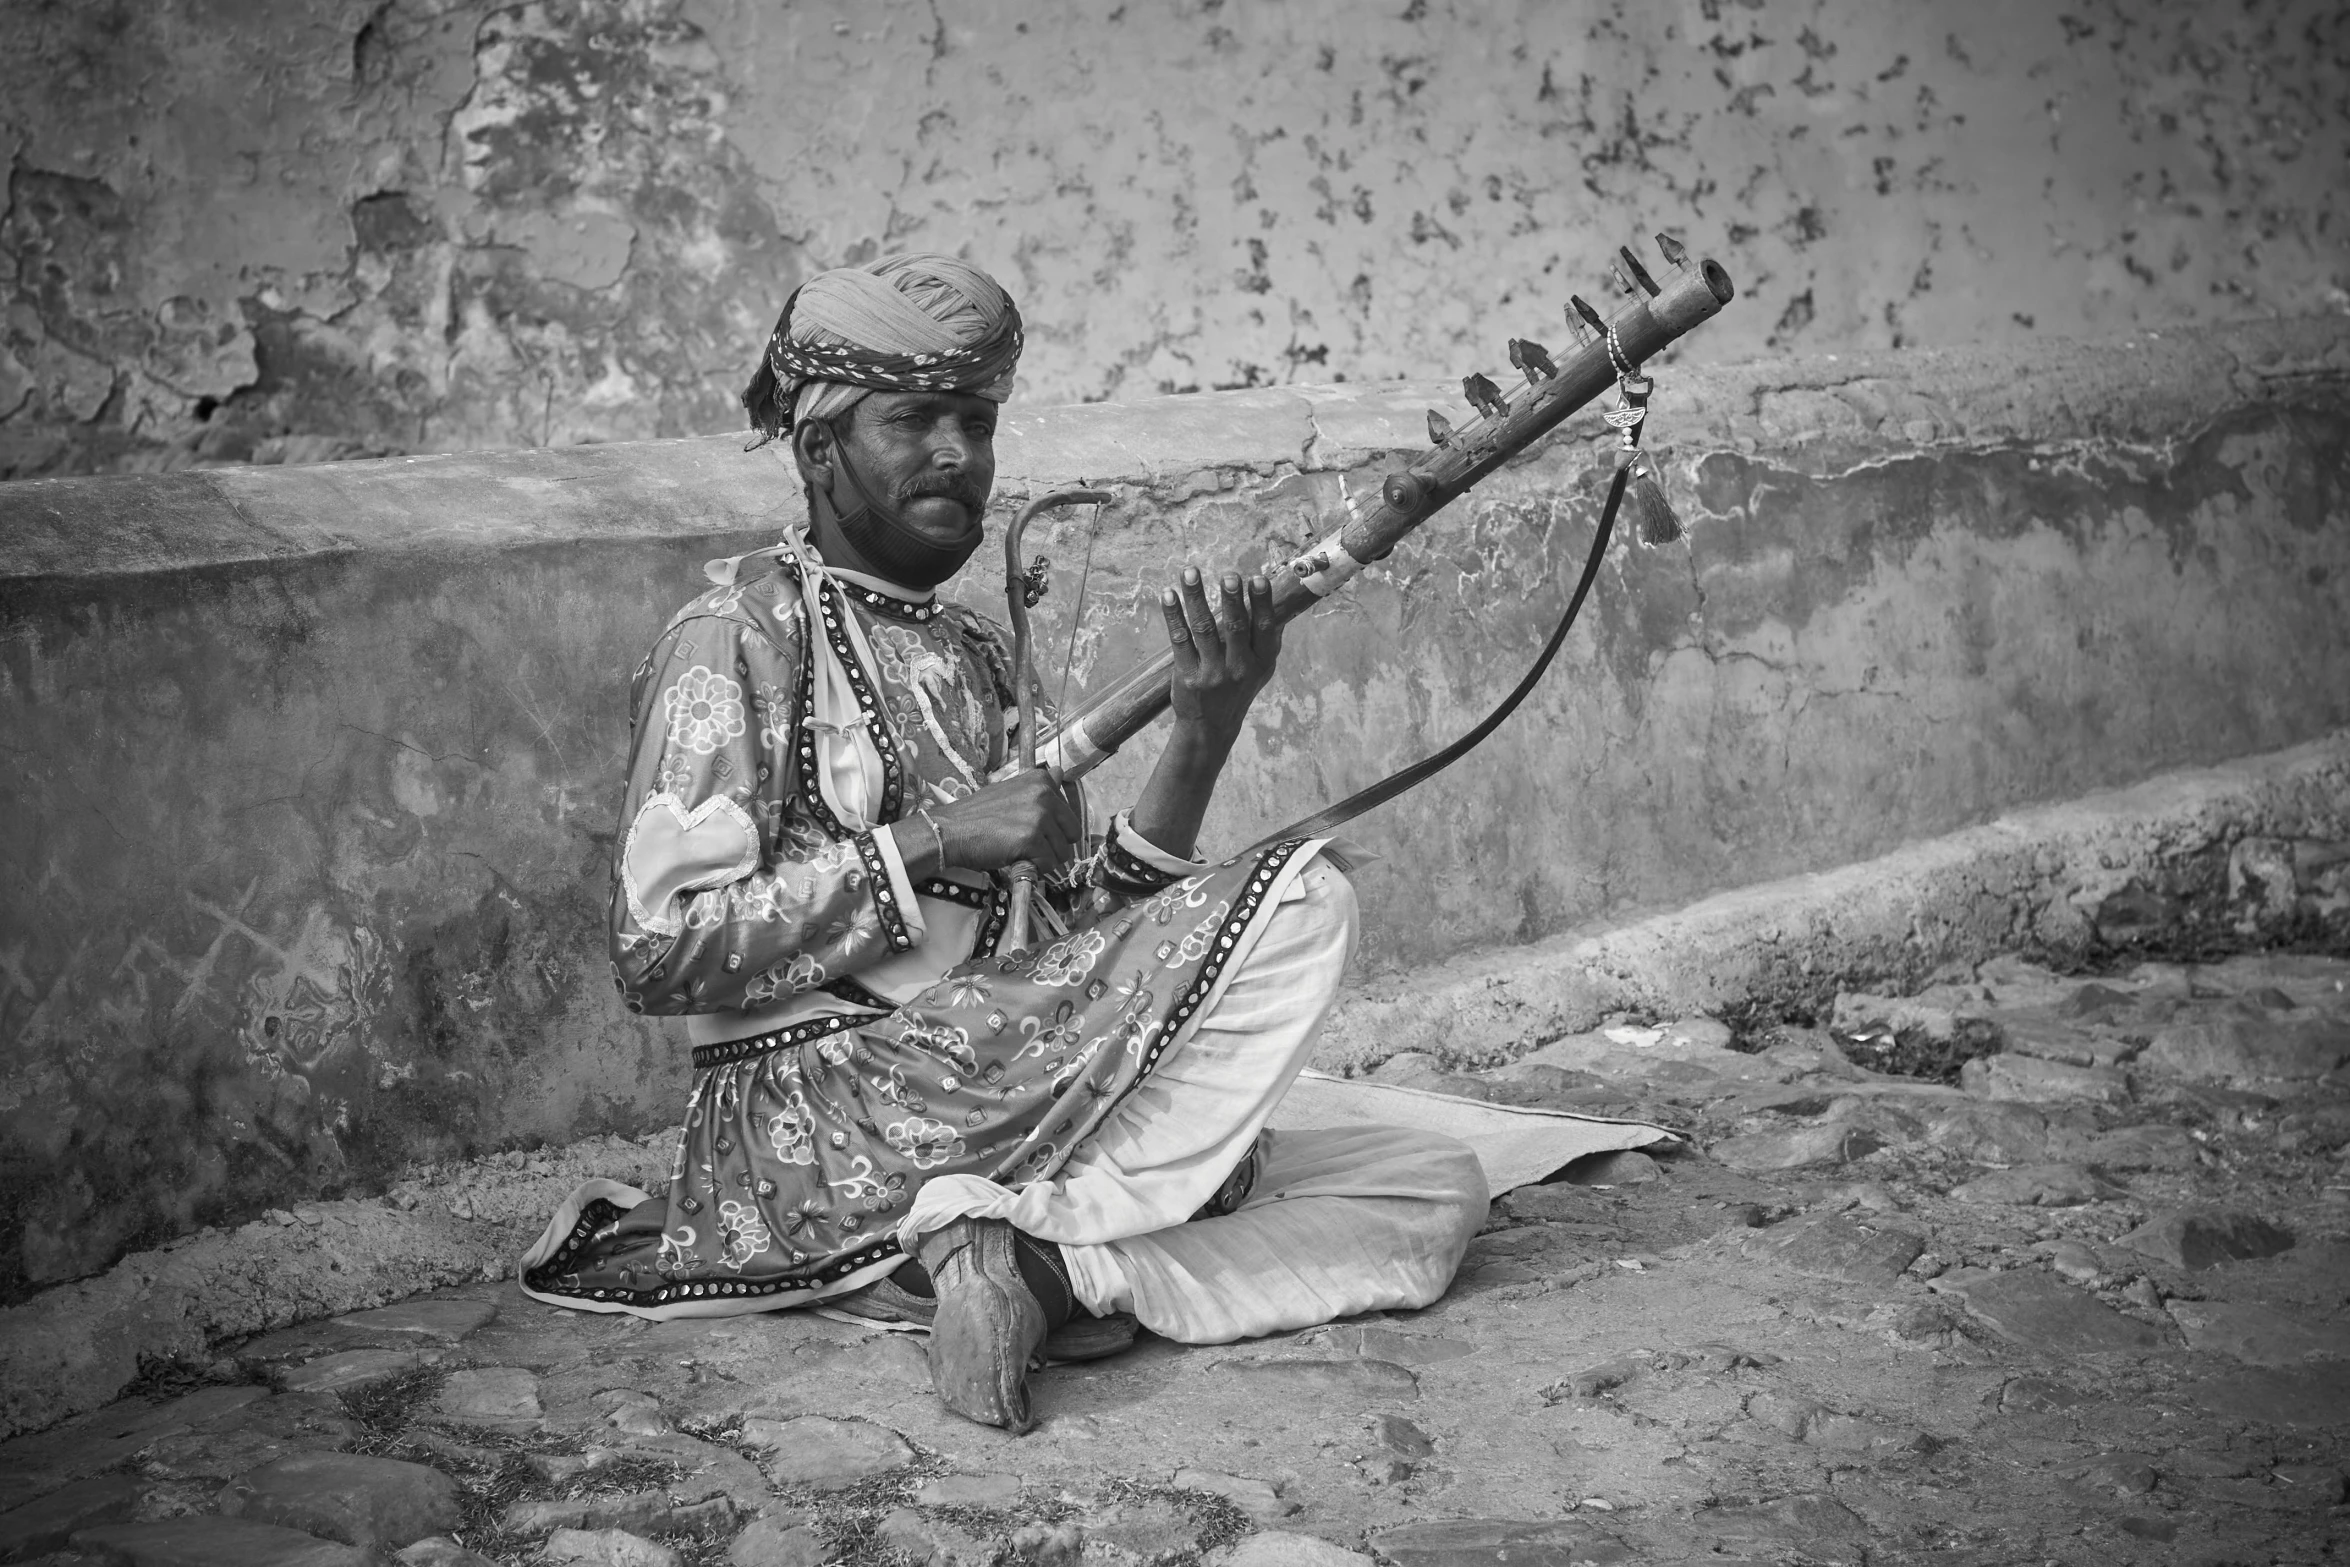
[1625,454,1683,545]
[1604,369,1683,547]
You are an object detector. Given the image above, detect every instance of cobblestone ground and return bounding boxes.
[4,953,2346,1567]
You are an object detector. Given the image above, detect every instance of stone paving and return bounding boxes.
[3,952,2346,1567]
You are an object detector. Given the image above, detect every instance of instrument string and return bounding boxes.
[1058,521,1098,852]
[1056,528,1095,745]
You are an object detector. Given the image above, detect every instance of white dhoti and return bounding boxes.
[898,865,1490,1342]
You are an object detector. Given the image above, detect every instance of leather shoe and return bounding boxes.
[911,1217,1045,1433]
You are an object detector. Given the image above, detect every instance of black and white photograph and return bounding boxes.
[1,3,2346,1563]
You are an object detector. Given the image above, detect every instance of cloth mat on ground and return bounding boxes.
[1267,1069,1680,1196]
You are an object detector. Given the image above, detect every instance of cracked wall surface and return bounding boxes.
[3,318,2347,1300]
[1,0,2344,480]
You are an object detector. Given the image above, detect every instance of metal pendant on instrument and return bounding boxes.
[1605,371,1682,547]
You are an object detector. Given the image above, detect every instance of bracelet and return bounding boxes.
[913,807,948,866]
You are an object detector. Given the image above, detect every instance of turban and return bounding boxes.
[742,253,1023,439]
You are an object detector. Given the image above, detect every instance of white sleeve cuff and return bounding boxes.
[1108,810,1208,875]
[871,825,929,946]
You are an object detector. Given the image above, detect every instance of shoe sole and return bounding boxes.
[915,1219,1045,1433]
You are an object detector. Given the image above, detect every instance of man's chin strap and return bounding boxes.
[824,446,984,590]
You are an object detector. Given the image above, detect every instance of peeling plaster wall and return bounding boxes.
[3,319,2348,1299]
[1,0,2344,480]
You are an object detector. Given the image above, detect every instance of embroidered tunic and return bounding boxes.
[524,546,1326,1316]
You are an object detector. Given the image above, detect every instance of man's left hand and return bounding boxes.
[1162,567,1283,737]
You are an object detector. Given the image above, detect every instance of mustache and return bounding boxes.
[891,474,988,513]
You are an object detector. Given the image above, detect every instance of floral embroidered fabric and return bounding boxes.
[530,551,1323,1314]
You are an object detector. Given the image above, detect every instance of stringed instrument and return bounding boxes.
[997,237,1736,945]
[1029,237,1731,779]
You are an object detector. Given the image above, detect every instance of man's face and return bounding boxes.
[833,389,999,540]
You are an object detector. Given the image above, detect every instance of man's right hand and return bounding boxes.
[917,769,1081,875]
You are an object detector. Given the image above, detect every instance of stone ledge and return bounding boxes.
[1319,730,2350,1074]
[6,316,2346,581]
[0,1135,672,1443]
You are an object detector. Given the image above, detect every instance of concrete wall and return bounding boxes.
[2,0,2344,480]
[4,316,2349,1301]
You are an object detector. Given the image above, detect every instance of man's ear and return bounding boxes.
[790,418,834,497]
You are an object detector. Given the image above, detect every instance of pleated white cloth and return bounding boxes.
[897,864,1490,1341]
[1074,1121,1490,1342]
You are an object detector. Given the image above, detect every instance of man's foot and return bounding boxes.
[911,1217,1050,1432]
[824,1274,940,1330]
[827,1276,1141,1365]
[1038,1311,1141,1365]
[1190,1140,1262,1221]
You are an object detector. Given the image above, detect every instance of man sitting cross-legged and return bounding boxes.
[521,252,1487,1432]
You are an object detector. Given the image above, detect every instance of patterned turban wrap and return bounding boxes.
[742,252,1023,441]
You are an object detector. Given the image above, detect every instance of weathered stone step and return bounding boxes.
[74,1518,376,1567]
[218,1451,462,1550]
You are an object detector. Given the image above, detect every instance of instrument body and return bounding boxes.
[1029,255,1733,784]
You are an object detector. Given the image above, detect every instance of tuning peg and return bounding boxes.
[1426,407,1454,445]
[1656,233,1691,273]
[1570,295,1609,339]
[1462,373,1509,422]
[1562,304,1594,347]
[1508,338,1558,382]
[1618,245,1661,297]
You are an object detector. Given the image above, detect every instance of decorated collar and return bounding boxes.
[817,561,945,625]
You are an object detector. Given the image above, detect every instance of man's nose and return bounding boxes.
[930,418,975,469]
